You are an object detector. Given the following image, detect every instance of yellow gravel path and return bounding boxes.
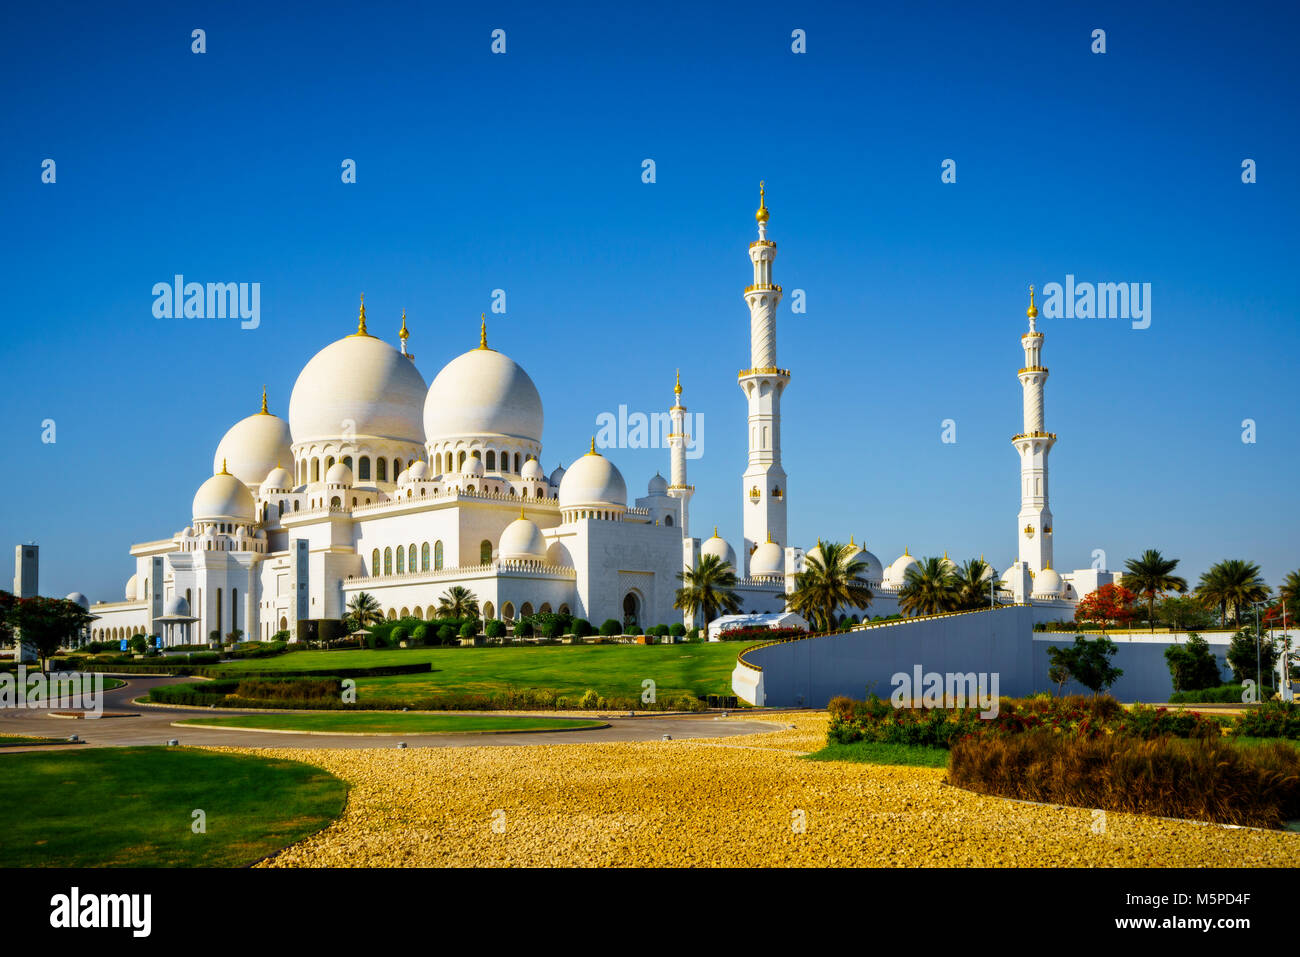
[209,714,1300,867]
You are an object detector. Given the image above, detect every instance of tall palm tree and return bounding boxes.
[1121,549,1188,633]
[953,558,998,611]
[787,541,873,632]
[898,557,960,616]
[344,591,383,632]
[437,586,480,619]
[1197,559,1269,626]
[1279,569,1300,620]
[674,554,742,629]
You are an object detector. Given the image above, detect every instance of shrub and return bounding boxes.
[1227,627,1279,684]
[669,623,686,638]
[686,627,700,642]
[540,619,564,639]
[515,620,535,638]
[572,618,594,637]
[271,629,291,643]
[390,626,409,646]
[1118,703,1223,740]
[599,619,621,636]
[411,624,428,645]
[485,619,506,639]
[715,626,805,643]
[627,624,643,636]
[1169,683,1268,704]
[437,624,457,645]
[459,621,477,639]
[317,619,348,644]
[1232,701,1300,739]
[579,689,600,709]
[949,731,1300,829]
[1164,633,1225,692]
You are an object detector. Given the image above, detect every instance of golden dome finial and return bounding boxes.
[1027,284,1038,320]
[674,368,682,396]
[219,458,229,475]
[478,313,488,350]
[520,506,526,520]
[766,531,773,543]
[589,436,598,455]
[259,385,268,415]
[755,180,769,224]
[904,546,909,556]
[850,534,856,546]
[356,293,368,336]
[399,308,409,341]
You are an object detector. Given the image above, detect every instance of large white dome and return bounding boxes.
[883,551,920,588]
[499,516,547,561]
[424,340,543,445]
[701,529,736,568]
[289,321,427,446]
[558,448,627,509]
[845,540,884,582]
[193,468,256,523]
[214,407,292,488]
[749,540,784,576]
[1033,566,1063,597]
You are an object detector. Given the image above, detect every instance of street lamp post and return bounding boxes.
[1251,600,1270,699]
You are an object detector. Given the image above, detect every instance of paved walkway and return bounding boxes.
[0,675,783,751]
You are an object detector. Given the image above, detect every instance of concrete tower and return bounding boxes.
[739,182,789,575]
[13,543,38,598]
[1014,286,1055,573]
[666,370,695,535]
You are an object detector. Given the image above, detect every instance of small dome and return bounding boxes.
[193,469,257,523]
[462,456,486,477]
[647,472,668,495]
[559,448,627,510]
[325,462,354,487]
[749,540,784,576]
[163,595,191,617]
[261,466,293,492]
[1033,567,1063,597]
[521,458,546,480]
[549,463,566,486]
[883,552,920,587]
[214,410,292,488]
[65,592,89,610]
[979,560,998,582]
[407,461,429,482]
[846,542,884,582]
[700,530,736,569]
[124,574,138,601]
[498,516,547,561]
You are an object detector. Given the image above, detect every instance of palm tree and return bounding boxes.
[786,541,873,632]
[1121,549,1188,633]
[1279,569,1300,619]
[1197,559,1269,626]
[344,592,383,632]
[437,586,480,619]
[898,557,960,616]
[674,554,742,630]
[953,558,998,611]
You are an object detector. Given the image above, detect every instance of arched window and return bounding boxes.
[359,457,371,480]
[665,514,673,526]
[396,547,405,574]
[372,549,380,575]
[343,455,353,471]
[483,601,495,620]
[408,544,417,571]
[520,602,534,617]
[502,602,515,620]
[434,541,444,570]
[330,495,341,507]
[311,459,320,482]
[486,450,496,471]
[384,548,392,575]
[326,456,335,469]
[393,458,401,480]
[480,540,492,564]
[458,451,466,470]
[421,542,430,571]
[294,500,300,511]
[377,458,387,482]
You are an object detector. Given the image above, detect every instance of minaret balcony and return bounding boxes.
[1018,366,1048,374]
[738,366,792,380]
[744,283,782,293]
[1012,430,1057,441]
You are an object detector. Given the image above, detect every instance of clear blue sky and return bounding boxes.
[2,0,1297,604]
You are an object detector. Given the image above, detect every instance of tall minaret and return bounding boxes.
[739,181,789,575]
[1014,285,1055,573]
[666,369,695,535]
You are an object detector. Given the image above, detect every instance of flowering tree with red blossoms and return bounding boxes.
[1074,583,1138,635]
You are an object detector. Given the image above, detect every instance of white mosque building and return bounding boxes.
[85,186,1111,646]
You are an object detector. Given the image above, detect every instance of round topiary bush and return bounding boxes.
[686,627,700,642]
[572,618,593,638]
[599,618,621,636]
[540,619,563,639]
[485,619,506,639]
[669,623,686,638]
[459,621,477,639]
[390,626,407,646]
[437,624,457,645]
[516,620,535,638]
[411,624,428,645]
[627,624,643,636]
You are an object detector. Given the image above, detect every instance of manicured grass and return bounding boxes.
[174,712,606,734]
[803,741,950,768]
[0,747,347,867]
[0,735,77,747]
[217,643,751,704]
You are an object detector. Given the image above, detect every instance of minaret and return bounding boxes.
[1014,285,1055,573]
[739,181,789,574]
[399,309,414,361]
[666,369,695,535]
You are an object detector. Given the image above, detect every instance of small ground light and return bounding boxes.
[397,742,407,749]
[67,734,79,742]
[166,739,178,746]
[662,734,672,741]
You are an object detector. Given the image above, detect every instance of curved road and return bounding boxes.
[0,675,783,751]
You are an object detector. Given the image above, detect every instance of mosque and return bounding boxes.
[84,186,1112,646]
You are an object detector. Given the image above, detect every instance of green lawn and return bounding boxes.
[803,741,951,768]
[0,735,78,747]
[217,643,751,704]
[0,747,347,867]
[174,712,606,734]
